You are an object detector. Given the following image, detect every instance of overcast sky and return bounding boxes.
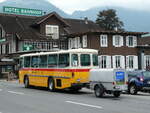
[0,0,150,14]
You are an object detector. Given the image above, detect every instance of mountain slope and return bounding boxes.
[0,0,69,17]
[71,7,150,32]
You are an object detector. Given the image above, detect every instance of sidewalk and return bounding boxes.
[0,78,18,83]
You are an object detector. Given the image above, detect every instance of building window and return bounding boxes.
[100,56,107,68]
[145,55,150,69]
[82,35,87,48]
[113,35,123,47]
[46,25,59,39]
[98,55,111,68]
[100,35,108,47]
[126,56,138,69]
[115,56,121,68]
[126,36,137,47]
[127,56,134,68]
[113,55,125,68]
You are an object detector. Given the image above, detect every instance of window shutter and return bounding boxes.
[126,36,129,47]
[68,38,71,49]
[105,35,108,47]
[126,56,129,69]
[133,36,137,47]
[106,56,111,68]
[120,36,124,47]
[144,56,146,69]
[74,37,78,48]
[98,56,102,68]
[121,56,125,68]
[112,56,116,68]
[82,35,87,47]
[133,56,138,69]
[112,36,116,46]
[77,37,80,48]
[72,38,76,48]
[100,35,102,47]
[0,45,1,54]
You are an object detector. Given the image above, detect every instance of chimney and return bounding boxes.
[84,17,88,24]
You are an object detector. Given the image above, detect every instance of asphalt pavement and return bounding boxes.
[0,80,150,113]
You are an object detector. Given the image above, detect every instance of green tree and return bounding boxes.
[96,9,124,31]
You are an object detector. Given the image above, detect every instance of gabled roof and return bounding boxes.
[64,18,102,35]
[34,12,70,27]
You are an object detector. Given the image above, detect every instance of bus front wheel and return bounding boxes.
[48,78,55,92]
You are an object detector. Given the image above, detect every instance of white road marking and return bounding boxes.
[66,101,103,109]
[8,91,25,95]
[0,89,2,91]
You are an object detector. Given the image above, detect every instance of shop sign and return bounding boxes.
[3,6,43,16]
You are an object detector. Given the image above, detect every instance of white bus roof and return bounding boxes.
[20,48,98,57]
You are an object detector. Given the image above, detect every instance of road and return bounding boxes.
[0,80,150,113]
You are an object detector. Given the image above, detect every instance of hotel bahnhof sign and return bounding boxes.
[3,6,43,16]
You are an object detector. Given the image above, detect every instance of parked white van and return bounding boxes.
[90,69,128,97]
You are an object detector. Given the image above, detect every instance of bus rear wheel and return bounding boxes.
[48,78,55,92]
[24,76,29,88]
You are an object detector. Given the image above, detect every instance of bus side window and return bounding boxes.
[48,54,58,68]
[71,54,78,67]
[31,56,39,68]
[39,55,48,68]
[58,54,69,67]
[24,56,31,68]
[80,54,90,66]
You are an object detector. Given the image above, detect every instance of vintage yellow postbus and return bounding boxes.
[19,49,98,91]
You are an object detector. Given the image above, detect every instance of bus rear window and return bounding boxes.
[80,54,90,66]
